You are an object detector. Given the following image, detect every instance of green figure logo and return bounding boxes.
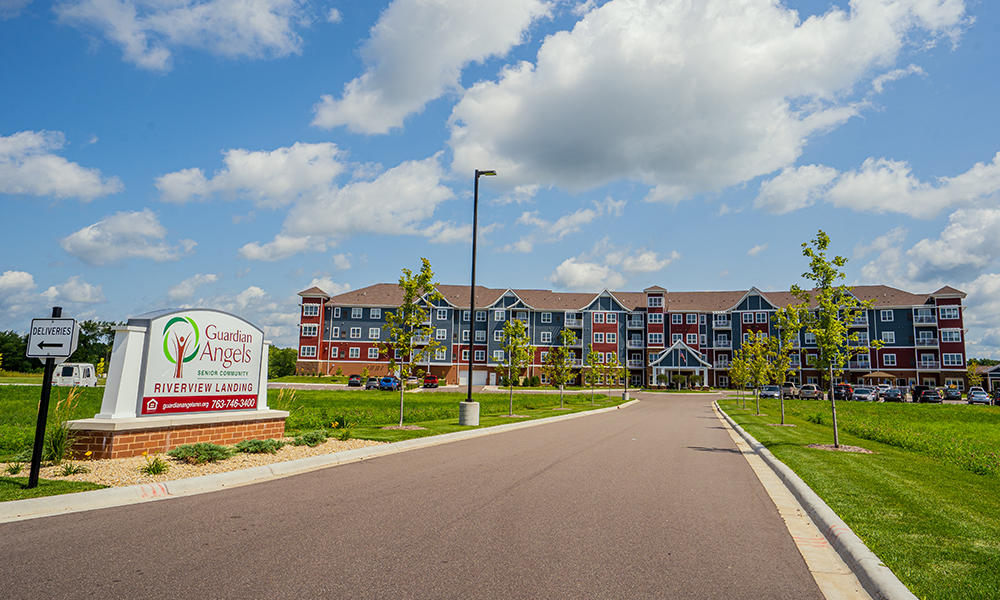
[163,316,200,378]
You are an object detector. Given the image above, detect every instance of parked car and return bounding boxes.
[780,382,800,398]
[968,389,991,405]
[760,385,781,399]
[364,377,380,390]
[917,388,943,403]
[347,374,363,387]
[943,387,962,401]
[51,362,98,387]
[379,376,401,391]
[799,384,821,399]
[833,383,854,401]
[968,386,986,397]
[875,384,891,399]
[852,386,879,402]
[423,375,439,388]
[883,387,906,402]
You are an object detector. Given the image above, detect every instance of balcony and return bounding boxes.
[565,317,583,327]
[712,318,731,328]
[849,316,868,327]
[849,338,871,347]
[918,360,940,369]
[627,339,644,349]
[713,339,732,349]
[627,319,644,329]
[915,337,939,348]
[628,359,644,368]
[566,339,583,348]
[713,361,730,369]
[848,360,872,370]
[413,336,429,345]
[914,313,937,324]
[571,359,583,368]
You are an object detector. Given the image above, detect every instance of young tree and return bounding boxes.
[770,303,807,425]
[583,344,601,404]
[742,331,772,415]
[792,230,880,448]
[542,328,578,409]
[967,361,984,389]
[379,258,443,426]
[687,372,701,389]
[656,372,668,388]
[729,348,750,408]
[671,373,686,389]
[500,318,532,416]
[605,353,626,402]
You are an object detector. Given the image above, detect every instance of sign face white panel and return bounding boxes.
[26,318,79,359]
[139,310,264,416]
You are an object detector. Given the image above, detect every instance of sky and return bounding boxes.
[2,0,999,355]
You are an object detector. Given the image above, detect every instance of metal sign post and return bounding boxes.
[25,307,78,489]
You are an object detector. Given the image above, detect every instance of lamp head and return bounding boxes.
[476,169,497,177]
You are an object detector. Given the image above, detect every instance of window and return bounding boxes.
[540,331,552,344]
[367,347,379,359]
[742,333,750,343]
[476,311,487,322]
[648,296,663,307]
[540,373,549,384]
[302,304,319,317]
[333,307,341,318]
[474,350,485,362]
[673,333,683,343]
[350,327,361,339]
[332,326,340,339]
[939,306,960,320]
[594,332,605,343]
[541,312,552,323]
[672,314,682,324]
[881,331,895,344]
[880,310,893,322]
[349,347,360,358]
[351,307,363,319]
[648,333,663,345]
[299,345,316,357]
[883,353,897,366]
[594,312,605,324]
[370,308,381,320]
[789,354,800,366]
[330,347,338,358]
[700,314,706,324]
[686,314,697,324]
[369,327,381,340]
[686,333,697,344]
[475,330,486,342]
[437,308,448,321]
[461,329,470,342]
[700,334,706,345]
[463,310,470,322]
[494,309,505,321]
[648,313,664,324]
[301,324,318,337]
[607,313,617,324]
[756,312,766,323]
[607,332,617,344]
[742,312,753,323]
[856,332,868,345]
[806,354,817,366]
[941,329,962,343]
[606,352,615,363]
[436,328,447,341]
[493,350,505,362]
[540,351,549,362]
[516,311,527,321]
[435,348,447,361]
[493,330,503,342]
[943,353,964,366]
[804,332,816,345]
[462,349,469,361]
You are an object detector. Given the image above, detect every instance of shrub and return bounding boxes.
[529,375,541,387]
[59,462,90,476]
[293,430,328,447]
[140,453,170,475]
[168,443,234,464]
[330,414,353,429]
[235,438,285,454]
[805,413,824,425]
[5,462,23,475]
[43,387,82,464]
[337,429,352,442]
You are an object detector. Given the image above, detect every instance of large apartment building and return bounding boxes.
[296,283,969,389]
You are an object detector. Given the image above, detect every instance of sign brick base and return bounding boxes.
[68,410,289,459]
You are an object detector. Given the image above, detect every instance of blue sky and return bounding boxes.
[2,0,1000,354]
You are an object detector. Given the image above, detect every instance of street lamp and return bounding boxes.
[460,169,496,427]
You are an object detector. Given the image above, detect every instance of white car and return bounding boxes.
[51,362,98,387]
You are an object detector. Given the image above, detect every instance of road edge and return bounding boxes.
[715,401,917,600]
[1,399,640,523]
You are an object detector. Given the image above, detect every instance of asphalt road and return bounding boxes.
[2,393,823,599]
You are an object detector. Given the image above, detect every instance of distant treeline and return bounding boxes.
[0,320,119,372]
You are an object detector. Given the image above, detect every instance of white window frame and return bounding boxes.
[804,332,816,345]
[462,329,470,342]
[301,324,318,337]
[742,333,750,343]
[476,310,487,322]
[463,310,470,322]
[756,312,766,323]
[540,351,549,362]
[330,347,338,358]
[941,329,962,343]
[351,307,363,319]
[474,350,485,362]
[596,353,605,363]
[493,330,503,342]
[540,331,552,344]
[881,331,895,344]
[880,310,893,322]
[370,308,381,320]
[672,333,683,343]
[435,348,447,361]
[348,347,360,359]
[943,353,964,367]
[541,312,552,323]
[493,350,505,362]
[462,349,469,361]
[594,312,605,324]
[605,352,615,363]
[856,332,868,345]
[367,347,379,359]
[302,304,319,317]
[648,333,663,345]
[672,314,683,324]
[494,309,505,322]
[368,327,380,340]
[437,308,448,321]
[686,314,697,324]
[607,332,617,344]
[333,307,341,318]
[299,345,316,358]
[686,333,697,344]
[594,332,605,343]
[436,328,447,341]
[648,296,663,307]
[350,327,361,339]
[700,314,706,325]
[332,326,340,339]
[648,313,664,324]
[883,353,897,366]
[939,306,960,320]
[742,312,753,323]
[516,311,527,322]
[700,334,707,346]
[475,330,486,342]
[607,313,617,324]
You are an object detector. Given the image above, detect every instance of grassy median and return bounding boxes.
[719,396,1000,600]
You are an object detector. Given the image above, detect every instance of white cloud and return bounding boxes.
[42,275,105,304]
[235,285,267,309]
[747,243,768,257]
[157,142,345,206]
[239,234,322,262]
[326,8,341,23]
[312,0,551,133]
[605,248,679,273]
[56,0,312,71]
[854,226,907,259]
[501,237,534,253]
[423,221,499,244]
[168,273,218,301]
[449,0,968,197]
[754,164,838,214]
[0,270,35,296]
[871,64,925,94]
[1,0,32,20]
[549,257,625,291]
[494,184,539,205]
[0,130,122,200]
[307,276,351,296]
[61,209,196,265]
[331,253,351,270]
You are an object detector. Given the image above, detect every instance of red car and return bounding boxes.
[423,375,439,388]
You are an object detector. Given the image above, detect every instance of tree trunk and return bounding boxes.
[755,388,760,416]
[509,382,513,417]
[829,364,839,448]
[398,381,405,427]
[560,384,564,409]
[780,392,786,425]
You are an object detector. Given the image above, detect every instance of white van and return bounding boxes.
[51,363,98,387]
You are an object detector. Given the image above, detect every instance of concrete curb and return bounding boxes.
[1,399,640,523]
[715,402,917,600]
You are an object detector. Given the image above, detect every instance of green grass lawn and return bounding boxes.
[0,477,107,502]
[269,375,349,384]
[720,397,1000,600]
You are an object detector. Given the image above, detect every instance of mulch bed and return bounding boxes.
[806,443,874,454]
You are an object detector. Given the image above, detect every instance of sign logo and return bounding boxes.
[163,316,200,378]
[146,399,159,412]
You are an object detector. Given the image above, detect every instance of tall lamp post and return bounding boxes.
[460,168,496,427]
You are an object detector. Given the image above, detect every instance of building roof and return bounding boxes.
[297,286,330,297]
[321,283,957,311]
[930,285,967,298]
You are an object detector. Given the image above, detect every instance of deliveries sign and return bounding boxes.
[140,310,264,416]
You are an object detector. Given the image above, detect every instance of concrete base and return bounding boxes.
[622,391,630,401]
[458,401,480,426]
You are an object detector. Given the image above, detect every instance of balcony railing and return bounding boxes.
[627,319,644,329]
[850,316,868,327]
[849,338,871,347]
[915,337,939,348]
[413,336,429,345]
[914,313,937,324]
[628,360,644,368]
[714,339,731,349]
[566,339,583,348]
[713,319,731,328]
[627,339,644,348]
[713,361,730,369]
[918,360,940,369]
[848,361,872,370]
[565,317,582,327]
[571,359,583,368]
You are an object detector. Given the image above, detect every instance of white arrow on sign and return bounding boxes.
[26,318,79,362]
